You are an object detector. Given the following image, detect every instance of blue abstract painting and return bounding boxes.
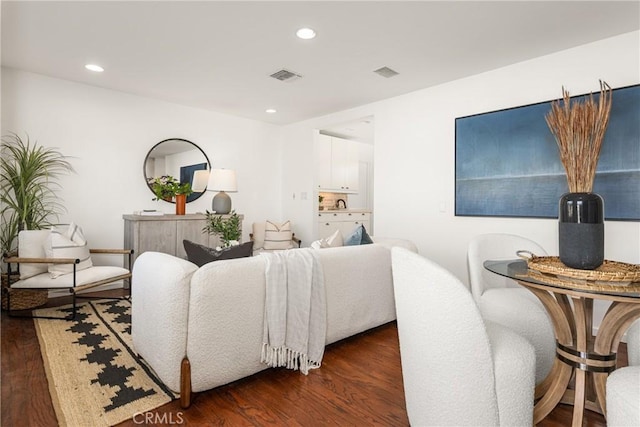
[455,84,639,221]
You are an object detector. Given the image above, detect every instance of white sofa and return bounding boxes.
[131,238,417,407]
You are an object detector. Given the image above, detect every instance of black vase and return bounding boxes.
[558,192,604,270]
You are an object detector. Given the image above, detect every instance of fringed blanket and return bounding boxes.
[261,248,326,374]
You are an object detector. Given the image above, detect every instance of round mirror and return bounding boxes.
[144,138,211,203]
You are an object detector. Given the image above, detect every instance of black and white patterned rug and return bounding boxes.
[34,299,175,426]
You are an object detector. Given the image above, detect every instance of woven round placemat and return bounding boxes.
[516,252,640,283]
[527,270,640,293]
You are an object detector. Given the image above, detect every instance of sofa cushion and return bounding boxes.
[13,266,130,289]
[183,240,253,267]
[343,224,373,246]
[264,220,293,250]
[45,223,93,278]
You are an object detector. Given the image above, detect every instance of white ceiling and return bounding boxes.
[2,1,639,127]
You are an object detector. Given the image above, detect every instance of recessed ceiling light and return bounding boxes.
[85,64,104,72]
[296,28,316,40]
[266,108,277,114]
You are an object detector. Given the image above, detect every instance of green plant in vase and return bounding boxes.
[203,210,241,248]
[0,133,74,255]
[147,175,193,201]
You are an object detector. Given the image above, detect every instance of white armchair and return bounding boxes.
[249,220,301,255]
[3,228,132,319]
[467,233,556,389]
[392,247,535,426]
[606,320,640,426]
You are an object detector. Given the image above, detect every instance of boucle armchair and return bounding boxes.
[467,233,555,389]
[606,320,640,426]
[392,247,535,426]
[249,220,301,254]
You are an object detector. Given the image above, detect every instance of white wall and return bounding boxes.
[282,31,640,327]
[1,68,283,258]
[373,31,640,278]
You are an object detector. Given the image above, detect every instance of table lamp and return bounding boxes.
[207,169,237,214]
[191,169,210,192]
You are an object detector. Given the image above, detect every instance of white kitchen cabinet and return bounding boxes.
[330,137,359,192]
[316,135,359,193]
[317,211,371,240]
[317,134,333,190]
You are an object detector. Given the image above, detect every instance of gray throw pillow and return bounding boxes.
[343,224,373,246]
[183,240,254,267]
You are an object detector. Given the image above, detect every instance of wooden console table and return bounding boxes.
[484,259,640,427]
[123,213,243,268]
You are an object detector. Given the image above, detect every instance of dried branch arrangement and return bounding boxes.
[545,80,612,193]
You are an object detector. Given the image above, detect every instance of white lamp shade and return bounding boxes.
[208,169,237,192]
[191,170,210,192]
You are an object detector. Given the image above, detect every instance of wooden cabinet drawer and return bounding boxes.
[317,212,371,240]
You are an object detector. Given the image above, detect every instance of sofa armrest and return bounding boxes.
[186,256,269,392]
[131,251,198,393]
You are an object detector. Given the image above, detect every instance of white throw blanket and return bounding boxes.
[261,248,326,374]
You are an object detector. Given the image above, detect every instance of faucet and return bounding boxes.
[336,199,347,209]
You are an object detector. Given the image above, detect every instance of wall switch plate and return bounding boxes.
[301,192,307,200]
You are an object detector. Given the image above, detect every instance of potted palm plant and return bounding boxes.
[1,133,74,309]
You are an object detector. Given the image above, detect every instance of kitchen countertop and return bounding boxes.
[318,208,371,214]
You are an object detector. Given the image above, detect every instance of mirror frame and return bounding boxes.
[143,138,211,203]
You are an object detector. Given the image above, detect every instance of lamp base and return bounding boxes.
[212,191,232,214]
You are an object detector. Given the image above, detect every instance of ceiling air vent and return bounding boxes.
[373,66,399,78]
[269,69,302,82]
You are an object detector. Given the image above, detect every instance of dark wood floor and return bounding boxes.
[2,291,615,426]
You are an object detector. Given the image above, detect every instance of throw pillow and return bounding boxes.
[45,223,93,278]
[183,240,254,267]
[325,229,344,247]
[310,229,344,249]
[343,224,373,246]
[17,230,51,280]
[263,220,293,250]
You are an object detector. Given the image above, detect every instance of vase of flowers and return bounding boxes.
[147,175,193,215]
[546,81,612,269]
